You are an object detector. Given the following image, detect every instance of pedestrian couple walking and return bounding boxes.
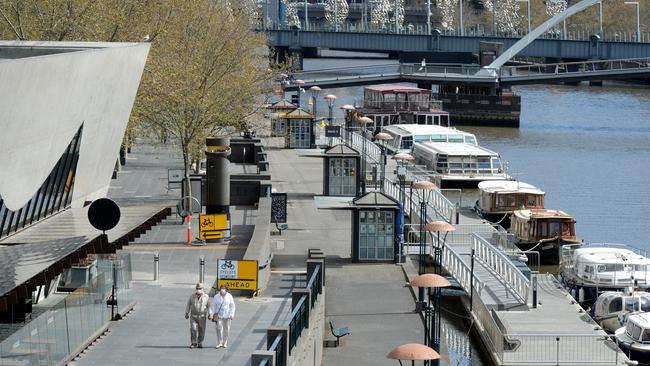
[184,283,236,349]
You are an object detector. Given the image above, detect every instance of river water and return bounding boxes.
[303,57,650,366]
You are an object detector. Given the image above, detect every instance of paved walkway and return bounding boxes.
[267,148,428,365]
[71,141,296,366]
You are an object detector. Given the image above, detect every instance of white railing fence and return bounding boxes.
[472,233,530,305]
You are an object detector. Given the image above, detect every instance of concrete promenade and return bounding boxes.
[267,148,428,365]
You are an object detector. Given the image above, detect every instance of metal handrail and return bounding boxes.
[267,333,285,366]
[285,294,308,354]
[306,264,322,308]
[472,233,530,304]
[442,242,484,295]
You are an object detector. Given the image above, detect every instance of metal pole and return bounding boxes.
[304,0,308,31]
[418,199,426,306]
[362,131,367,195]
[598,0,603,36]
[111,261,117,320]
[199,256,205,284]
[395,0,399,33]
[493,0,497,36]
[334,0,338,31]
[154,252,159,281]
[637,3,641,42]
[532,275,538,308]
[427,0,431,35]
[470,249,475,312]
[459,0,464,36]
[527,0,531,34]
[363,0,367,30]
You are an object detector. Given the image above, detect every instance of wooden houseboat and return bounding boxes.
[509,209,580,264]
[348,85,450,132]
[475,180,545,229]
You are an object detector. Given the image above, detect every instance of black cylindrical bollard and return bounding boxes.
[199,256,205,284]
[154,252,159,281]
[532,275,538,308]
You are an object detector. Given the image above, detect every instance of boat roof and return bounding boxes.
[415,142,498,156]
[628,312,650,328]
[383,124,470,136]
[574,247,650,264]
[478,180,545,195]
[513,209,574,220]
[365,85,430,93]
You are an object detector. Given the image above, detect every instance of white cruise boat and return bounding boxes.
[411,141,511,188]
[560,244,650,306]
[382,124,478,154]
[615,312,650,365]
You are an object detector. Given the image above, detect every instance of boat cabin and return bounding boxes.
[477,180,545,214]
[623,313,650,343]
[352,85,450,130]
[382,124,477,154]
[570,246,650,287]
[411,142,508,186]
[594,291,650,333]
[510,209,578,244]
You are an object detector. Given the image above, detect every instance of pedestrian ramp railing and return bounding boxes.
[252,251,325,366]
[382,177,456,224]
[472,233,530,305]
[332,131,381,164]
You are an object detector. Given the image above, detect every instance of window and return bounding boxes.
[359,210,394,260]
[549,222,561,237]
[642,329,650,343]
[527,195,537,207]
[465,136,477,145]
[632,323,643,340]
[430,134,446,142]
[0,127,82,239]
[608,298,623,313]
[448,134,464,143]
[497,194,516,208]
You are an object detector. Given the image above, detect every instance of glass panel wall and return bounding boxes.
[0,253,132,366]
[359,210,395,260]
[0,127,82,239]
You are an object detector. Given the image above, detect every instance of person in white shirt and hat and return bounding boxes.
[185,282,209,348]
[209,284,236,348]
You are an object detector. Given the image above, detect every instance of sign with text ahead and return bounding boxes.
[325,125,341,137]
[217,259,258,291]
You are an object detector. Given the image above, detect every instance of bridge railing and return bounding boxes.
[399,63,495,78]
[262,23,650,43]
[501,57,650,79]
[471,233,530,305]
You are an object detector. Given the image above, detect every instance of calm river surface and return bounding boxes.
[304,57,650,366]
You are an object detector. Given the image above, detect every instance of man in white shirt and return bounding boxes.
[185,283,209,348]
[209,284,236,348]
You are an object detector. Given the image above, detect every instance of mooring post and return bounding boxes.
[154,252,159,281]
[470,249,475,312]
[199,256,205,284]
[532,275,538,308]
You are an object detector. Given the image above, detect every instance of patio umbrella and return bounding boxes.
[410,273,451,289]
[387,343,440,366]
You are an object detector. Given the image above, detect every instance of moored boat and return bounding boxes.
[615,312,650,365]
[592,290,650,333]
[381,124,478,154]
[561,244,650,306]
[475,180,545,229]
[509,209,580,265]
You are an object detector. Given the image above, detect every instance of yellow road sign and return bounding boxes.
[216,259,258,292]
[199,213,228,240]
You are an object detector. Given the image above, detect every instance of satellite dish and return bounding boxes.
[88,198,121,233]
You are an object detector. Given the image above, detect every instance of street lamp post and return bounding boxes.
[493,0,498,36]
[324,94,337,124]
[427,0,432,35]
[410,274,451,366]
[516,0,531,34]
[309,86,321,116]
[357,116,374,195]
[393,153,414,263]
[295,79,305,108]
[625,1,641,42]
[411,180,438,308]
[373,133,393,191]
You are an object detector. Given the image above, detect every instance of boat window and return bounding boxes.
[642,329,650,342]
[608,297,623,313]
[448,134,464,143]
[441,115,449,126]
[549,222,561,237]
[632,323,643,340]
[414,135,431,142]
[417,115,426,124]
[625,298,640,312]
[538,223,547,237]
[526,195,537,207]
[561,222,571,236]
[641,297,650,312]
[477,157,491,170]
[465,136,477,145]
[430,134,446,142]
[497,194,516,207]
[401,136,413,150]
[491,157,503,172]
[584,265,594,274]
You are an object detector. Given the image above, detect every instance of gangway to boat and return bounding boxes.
[331,132,631,366]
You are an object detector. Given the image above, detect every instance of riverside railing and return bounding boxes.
[471,286,505,365]
[500,57,650,79]
[253,260,324,366]
[501,334,621,365]
[472,233,530,305]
